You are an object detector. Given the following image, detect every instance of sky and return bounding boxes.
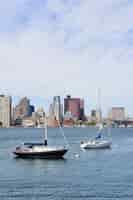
[0,0,133,116]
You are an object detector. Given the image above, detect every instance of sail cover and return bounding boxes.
[95,133,102,139]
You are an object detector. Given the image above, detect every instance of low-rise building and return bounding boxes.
[108,107,126,121]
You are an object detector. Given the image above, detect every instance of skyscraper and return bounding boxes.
[50,96,63,122]
[14,97,34,120]
[48,96,63,127]
[0,95,12,127]
[64,95,84,120]
[79,99,85,120]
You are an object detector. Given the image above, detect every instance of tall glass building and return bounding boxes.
[52,96,63,122]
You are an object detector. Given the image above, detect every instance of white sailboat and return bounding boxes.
[80,89,112,149]
[13,117,69,159]
[80,123,112,149]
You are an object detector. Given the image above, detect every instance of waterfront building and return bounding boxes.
[63,111,74,127]
[29,105,35,115]
[49,104,53,118]
[36,107,45,118]
[79,99,85,120]
[47,117,59,127]
[64,95,85,121]
[22,117,35,128]
[49,96,63,122]
[96,109,102,123]
[108,107,126,121]
[90,109,97,122]
[53,96,63,122]
[14,97,34,121]
[31,107,45,127]
[64,111,73,120]
[90,109,102,123]
[0,95,12,128]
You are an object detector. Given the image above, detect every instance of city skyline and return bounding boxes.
[0,1,133,115]
[0,93,131,128]
[6,93,131,118]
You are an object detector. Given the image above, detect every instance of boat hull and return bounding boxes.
[80,141,111,149]
[13,149,68,159]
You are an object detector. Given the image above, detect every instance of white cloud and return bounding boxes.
[0,0,133,114]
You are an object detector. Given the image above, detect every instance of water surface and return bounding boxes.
[0,127,133,199]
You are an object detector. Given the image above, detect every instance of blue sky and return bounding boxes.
[0,0,133,116]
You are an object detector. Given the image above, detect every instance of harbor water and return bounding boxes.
[0,127,133,199]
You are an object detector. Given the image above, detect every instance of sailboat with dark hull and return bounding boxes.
[13,118,69,159]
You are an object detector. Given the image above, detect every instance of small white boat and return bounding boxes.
[80,124,112,149]
[80,139,111,149]
[81,89,112,150]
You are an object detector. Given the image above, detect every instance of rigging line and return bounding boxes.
[54,120,58,146]
[57,120,70,148]
[107,121,112,141]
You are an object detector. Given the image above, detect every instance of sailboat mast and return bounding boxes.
[44,116,48,145]
[97,88,102,123]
